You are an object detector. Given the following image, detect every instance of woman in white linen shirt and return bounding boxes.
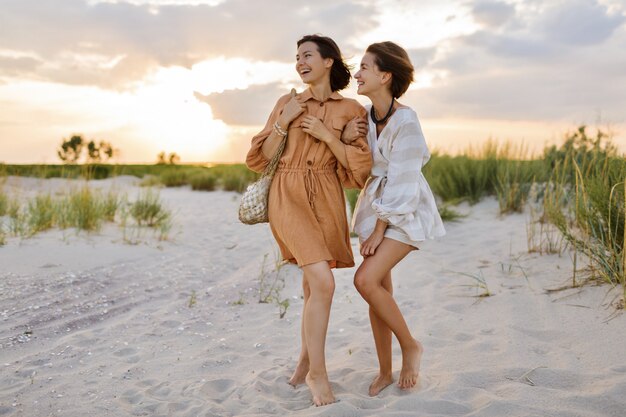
[348,41,445,396]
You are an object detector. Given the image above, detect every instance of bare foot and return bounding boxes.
[398,339,423,390]
[288,360,309,387]
[368,373,394,396]
[305,373,336,406]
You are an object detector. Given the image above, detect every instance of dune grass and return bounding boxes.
[190,173,218,191]
[0,187,8,217]
[26,194,56,235]
[545,132,623,295]
[130,189,171,228]
[423,140,547,211]
[0,185,172,242]
[542,133,626,297]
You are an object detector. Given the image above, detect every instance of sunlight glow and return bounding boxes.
[0,56,297,163]
[357,0,479,49]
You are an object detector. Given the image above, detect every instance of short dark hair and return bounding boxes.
[366,42,414,98]
[297,34,351,92]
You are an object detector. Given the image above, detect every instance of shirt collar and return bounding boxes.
[299,88,343,102]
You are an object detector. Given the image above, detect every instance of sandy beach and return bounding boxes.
[1,176,625,417]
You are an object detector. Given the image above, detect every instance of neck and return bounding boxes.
[368,90,394,118]
[308,81,333,102]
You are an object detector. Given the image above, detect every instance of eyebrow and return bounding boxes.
[296,49,315,57]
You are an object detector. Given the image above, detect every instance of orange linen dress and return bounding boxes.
[246,89,372,268]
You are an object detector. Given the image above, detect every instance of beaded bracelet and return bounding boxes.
[273,121,288,137]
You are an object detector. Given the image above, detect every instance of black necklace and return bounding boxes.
[370,98,395,125]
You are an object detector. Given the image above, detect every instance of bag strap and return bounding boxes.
[260,88,297,179]
[261,133,287,179]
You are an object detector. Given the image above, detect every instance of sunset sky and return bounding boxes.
[1,0,625,164]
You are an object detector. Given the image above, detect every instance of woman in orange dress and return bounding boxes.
[246,34,371,406]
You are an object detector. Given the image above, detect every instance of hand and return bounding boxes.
[278,88,305,127]
[360,230,384,257]
[341,116,368,144]
[301,115,334,143]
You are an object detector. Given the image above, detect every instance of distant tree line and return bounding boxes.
[156,151,180,165]
[58,135,181,165]
[58,135,116,164]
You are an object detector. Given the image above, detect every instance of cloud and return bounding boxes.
[0,0,378,89]
[199,0,626,128]
[410,0,626,122]
[459,31,556,59]
[538,0,625,46]
[0,56,43,77]
[407,47,438,69]
[195,82,291,126]
[470,1,516,28]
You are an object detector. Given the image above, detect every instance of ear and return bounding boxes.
[381,72,392,86]
[324,58,334,69]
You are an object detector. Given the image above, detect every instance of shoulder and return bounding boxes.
[390,108,428,149]
[395,106,419,123]
[395,107,423,133]
[336,97,367,115]
[275,93,292,107]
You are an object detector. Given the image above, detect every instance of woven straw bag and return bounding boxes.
[238,133,287,224]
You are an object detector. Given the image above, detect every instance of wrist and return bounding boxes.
[322,132,338,144]
[276,118,289,131]
[374,220,388,233]
[273,121,288,137]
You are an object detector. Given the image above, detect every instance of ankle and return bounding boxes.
[306,370,328,380]
[400,338,420,352]
[377,370,393,379]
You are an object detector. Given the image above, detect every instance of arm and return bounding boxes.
[246,89,304,172]
[371,120,428,226]
[360,218,388,257]
[261,89,304,159]
[341,116,368,144]
[336,106,372,189]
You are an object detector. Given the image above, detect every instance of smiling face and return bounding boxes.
[354,52,389,97]
[296,41,333,86]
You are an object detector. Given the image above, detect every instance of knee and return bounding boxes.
[312,276,335,299]
[354,271,374,298]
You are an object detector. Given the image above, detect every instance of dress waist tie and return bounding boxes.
[276,166,335,210]
[304,168,318,209]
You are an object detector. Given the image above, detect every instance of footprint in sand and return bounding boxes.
[610,365,626,373]
[120,389,142,405]
[113,347,140,363]
[0,405,15,415]
[454,332,474,342]
[199,379,236,403]
[393,397,471,415]
[160,320,182,328]
[147,382,173,399]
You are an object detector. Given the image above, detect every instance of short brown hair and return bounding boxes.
[297,34,351,92]
[366,42,414,98]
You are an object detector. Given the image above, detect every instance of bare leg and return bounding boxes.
[367,271,394,396]
[354,239,422,390]
[289,276,310,386]
[302,261,336,406]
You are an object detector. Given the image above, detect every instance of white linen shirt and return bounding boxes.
[352,106,446,247]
